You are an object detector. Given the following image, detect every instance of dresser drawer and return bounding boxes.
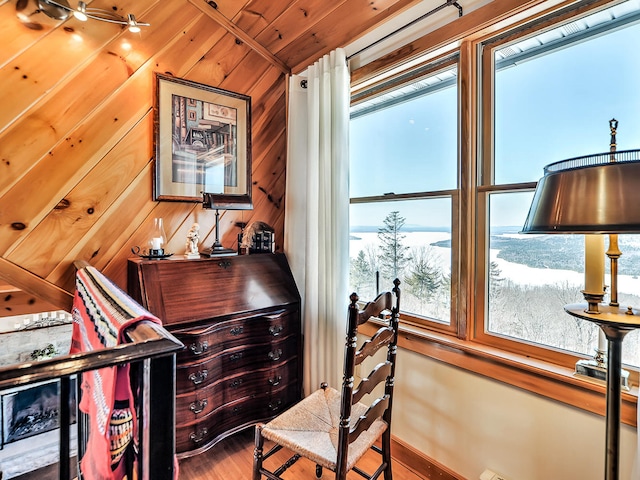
[176,359,298,419]
[176,383,300,454]
[173,308,298,363]
[177,335,299,392]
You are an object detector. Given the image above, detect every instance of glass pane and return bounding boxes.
[614,235,640,367]
[350,68,458,197]
[350,199,452,323]
[494,17,640,185]
[487,192,640,366]
[487,192,594,355]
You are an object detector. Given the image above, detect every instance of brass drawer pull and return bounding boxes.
[189,341,208,355]
[268,375,282,386]
[189,428,208,443]
[188,370,208,385]
[230,326,244,336]
[230,352,243,361]
[268,348,282,362]
[268,399,282,411]
[229,378,243,388]
[189,399,208,414]
[269,325,283,336]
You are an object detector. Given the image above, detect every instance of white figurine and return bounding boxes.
[185,223,200,259]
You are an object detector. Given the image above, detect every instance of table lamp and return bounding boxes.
[521,119,640,480]
[201,192,252,256]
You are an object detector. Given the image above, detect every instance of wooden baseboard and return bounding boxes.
[391,435,465,480]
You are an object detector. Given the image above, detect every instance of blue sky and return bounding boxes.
[350,18,640,230]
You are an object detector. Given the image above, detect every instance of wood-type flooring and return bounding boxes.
[179,427,427,480]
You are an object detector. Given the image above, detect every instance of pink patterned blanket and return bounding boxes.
[70,266,160,480]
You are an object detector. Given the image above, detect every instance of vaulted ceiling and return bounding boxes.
[189,0,424,74]
[0,0,428,316]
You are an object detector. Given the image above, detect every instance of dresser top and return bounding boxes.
[127,253,300,326]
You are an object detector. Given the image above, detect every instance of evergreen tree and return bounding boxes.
[377,211,411,281]
[489,261,503,283]
[488,260,504,302]
[350,250,374,296]
[404,246,441,307]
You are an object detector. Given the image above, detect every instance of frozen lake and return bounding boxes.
[350,231,640,296]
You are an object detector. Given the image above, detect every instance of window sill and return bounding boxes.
[360,320,638,427]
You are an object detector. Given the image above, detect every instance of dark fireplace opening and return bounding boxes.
[2,378,76,446]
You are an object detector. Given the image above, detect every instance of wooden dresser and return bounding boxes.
[127,253,302,458]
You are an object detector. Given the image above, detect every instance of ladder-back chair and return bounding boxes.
[253,279,401,480]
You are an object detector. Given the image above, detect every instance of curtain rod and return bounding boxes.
[346,0,463,61]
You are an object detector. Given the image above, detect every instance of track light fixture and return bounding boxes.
[73,1,87,21]
[36,0,150,32]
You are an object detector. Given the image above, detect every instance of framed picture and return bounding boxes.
[153,73,252,206]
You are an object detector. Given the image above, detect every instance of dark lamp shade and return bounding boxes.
[521,150,640,234]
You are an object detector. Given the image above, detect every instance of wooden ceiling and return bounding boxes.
[188,0,424,74]
[0,0,427,316]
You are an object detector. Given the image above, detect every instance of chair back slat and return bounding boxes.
[352,361,391,404]
[355,326,394,366]
[348,395,390,442]
[356,291,394,327]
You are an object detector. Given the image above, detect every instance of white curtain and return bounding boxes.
[284,48,350,395]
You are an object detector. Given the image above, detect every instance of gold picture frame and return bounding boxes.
[153,73,252,207]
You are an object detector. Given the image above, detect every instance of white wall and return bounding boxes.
[392,348,637,480]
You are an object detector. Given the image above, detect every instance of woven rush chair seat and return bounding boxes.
[260,386,388,471]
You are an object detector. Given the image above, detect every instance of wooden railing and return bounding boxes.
[0,293,184,480]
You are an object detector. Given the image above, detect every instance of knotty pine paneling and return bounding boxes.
[279,0,420,73]
[0,0,160,196]
[0,2,207,254]
[1,284,58,316]
[0,0,289,315]
[7,112,156,277]
[0,2,60,68]
[0,0,160,130]
[1,0,419,315]
[231,0,293,38]
[254,0,348,55]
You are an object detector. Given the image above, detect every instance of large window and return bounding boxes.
[350,0,640,373]
[480,1,640,367]
[349,60,458,330]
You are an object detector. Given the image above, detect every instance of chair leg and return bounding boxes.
[253,424,265,480]
[382,430,393,480]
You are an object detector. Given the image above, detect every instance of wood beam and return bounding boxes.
[0,257,74,313]
[187,0,291,75]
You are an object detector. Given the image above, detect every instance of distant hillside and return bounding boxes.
[430,231,640,275]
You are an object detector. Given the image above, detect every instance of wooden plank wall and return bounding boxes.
[0,0,288,315]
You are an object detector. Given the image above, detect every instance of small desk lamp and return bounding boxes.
[201,192,252,256]
[521,119,640,480]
